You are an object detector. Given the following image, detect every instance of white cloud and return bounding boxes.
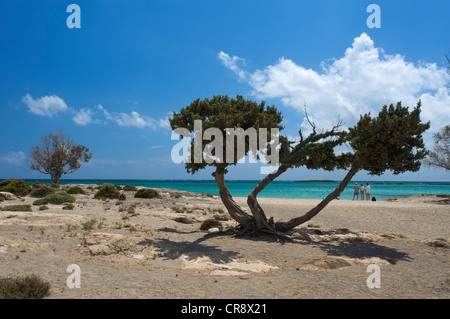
[73,108,100,126]
[0,151,26,166]
[220,33,450,143]
[22,94,68,117]
[218,51,247,81]
[97,104,157,129]
[158,114,171,130]
[97,104,170,130]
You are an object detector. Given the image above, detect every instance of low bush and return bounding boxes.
[134,188,160,199]
[62,204,74,210]
[38,205,49,211]
[1,205,32,212]
[32,192,76,206]
[0,179,32,196]
[94,184,124,200]
[30,186,55,198]
[0,274,51,299]
[67,186,85,195]
[31,182,45,189]
[81,219,97,230]
[200,219,222,231]
[48,182,60,189]
[123,184,137,191]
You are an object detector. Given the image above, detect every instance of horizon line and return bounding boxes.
[3,178,449,184]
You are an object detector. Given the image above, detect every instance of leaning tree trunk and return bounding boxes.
[247,164,289,231]
[275,161,361,232]
[213,168,254,229]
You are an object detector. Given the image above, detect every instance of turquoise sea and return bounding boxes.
[24,179,450,201]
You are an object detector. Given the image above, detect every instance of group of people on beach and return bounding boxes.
[353,183,371,200]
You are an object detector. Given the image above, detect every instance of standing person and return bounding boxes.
[365,183,371,200]
[353,183,359,200]
[360,183,365,200]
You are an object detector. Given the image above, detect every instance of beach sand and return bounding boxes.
[0,185,448,299]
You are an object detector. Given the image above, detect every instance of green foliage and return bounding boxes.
[348,101,430,175]
[123,184,137,191]
[62,203,74,210]
[200,219,222,231]
[1,205,32,212]
[424,125,450,171]
[31,181,45,189]
[32,192,76,205]
[0,274,51,299]
[134,188,160,199]
[170,95,284,174]
[94,183,123,200]
[48,182,60,189]
[67,186,86,195]
[0,179,32,196]
[38,205,49,211]
[81,219,97,230]
[30,185,56,198]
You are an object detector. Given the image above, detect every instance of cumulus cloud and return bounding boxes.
[218,51,247,81]
[96,105,169,130]
[73,108,100,126]
[220,33,450,142]
[0,151,26,166]
[22,94,68,117]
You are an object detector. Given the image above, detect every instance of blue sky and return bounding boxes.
[1,0,449,182]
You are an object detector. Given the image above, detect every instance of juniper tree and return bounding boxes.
[423,125,450,171]
[171,97,429,235]
[170,95,283,228]
[271,101,429,233]
[28,130,92,184]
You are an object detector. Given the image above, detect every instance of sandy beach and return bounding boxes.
[0,184,449,299]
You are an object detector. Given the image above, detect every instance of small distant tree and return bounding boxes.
[28,130,92,184]
[423,125,450,171]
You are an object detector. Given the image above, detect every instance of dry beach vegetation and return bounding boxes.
[0,183,449,299]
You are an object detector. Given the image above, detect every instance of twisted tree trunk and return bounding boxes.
[275,161,361,231]
[247,165,288,231]
[213,168,254,229]
[214,160,360,235]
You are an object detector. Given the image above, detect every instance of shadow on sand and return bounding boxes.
[144,226,411,265]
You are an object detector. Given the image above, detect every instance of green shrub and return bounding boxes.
[114,185,123,191]
[1,205,32,212]
[0,274,51,299]
[94,183,123,200]
[67,186,85,195]
[134,188,160,199]
[123,184,137,191]
[0,179,32,196]
[32,192,76,205]
[200,219,222,231]
[48,182,60,189]
[81,219,97,230]
[31,181,45,189]
[39,205,49,211]
[62,203,74,210]
[30,186,55,198]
